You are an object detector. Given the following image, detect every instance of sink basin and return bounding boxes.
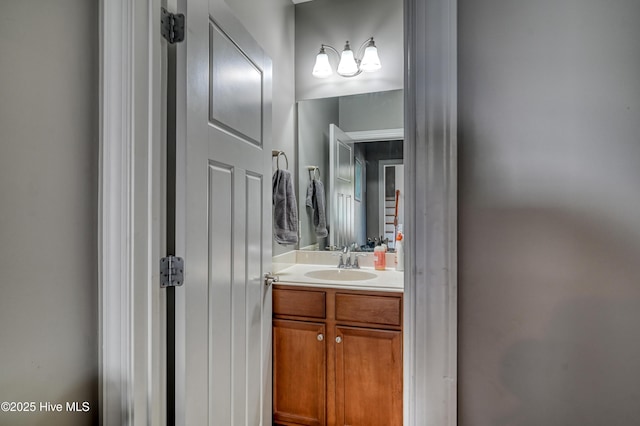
[304,269,377,281]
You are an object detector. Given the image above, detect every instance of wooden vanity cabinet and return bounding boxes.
[335,326,402,425]
[273,320,326,426]
[273,285,403,426]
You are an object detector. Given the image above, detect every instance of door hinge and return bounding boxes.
[161,7,185,44]
[160,256,184,288]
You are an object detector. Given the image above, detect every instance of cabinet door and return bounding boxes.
[335,326,402,426]
[273,320,326,426]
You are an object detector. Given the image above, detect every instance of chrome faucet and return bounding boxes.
[336,243,363,269]
[335,245,349,268]
[343,245,352,268]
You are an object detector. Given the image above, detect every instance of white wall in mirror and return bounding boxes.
[295,0,403,100]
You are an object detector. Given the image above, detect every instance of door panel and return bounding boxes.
[245,172,264,426]
[209,20,263,144]
[175,0,272,424]
[335,326,403,426]
[207,161,234,425]
[273,320,326,426]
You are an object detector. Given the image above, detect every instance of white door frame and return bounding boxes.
[99,0,457,425]
[404,0,458,424]
[99,0,165,425]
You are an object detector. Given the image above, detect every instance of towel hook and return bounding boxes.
[272,150,288,170]
[306,166,320,180]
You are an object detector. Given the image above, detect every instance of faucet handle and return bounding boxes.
[353,253,366,269]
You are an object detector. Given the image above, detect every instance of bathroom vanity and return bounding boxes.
[271,261,403,426]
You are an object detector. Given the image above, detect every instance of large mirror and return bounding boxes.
[297,89,404,251]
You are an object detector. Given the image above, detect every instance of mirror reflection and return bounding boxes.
[297,89,404,252]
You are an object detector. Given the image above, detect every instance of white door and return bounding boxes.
[329,124,355,248]
[174,0,273,424]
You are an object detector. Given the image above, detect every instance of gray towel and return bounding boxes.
[272,169,299,245]
[305,179,328,238]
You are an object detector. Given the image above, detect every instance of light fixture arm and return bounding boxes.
[320,43,341,57]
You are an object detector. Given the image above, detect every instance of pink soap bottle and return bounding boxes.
[374,244,386,270]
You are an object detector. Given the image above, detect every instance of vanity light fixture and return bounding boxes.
[312,37,382,78]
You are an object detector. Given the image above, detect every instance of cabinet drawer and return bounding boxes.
[335,293,402,326]
[273,288,326,319]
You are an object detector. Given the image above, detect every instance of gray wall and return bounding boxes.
[338,89,403,132]
[458,0,640,424]
[295,0,403,100]
[226,0,296,256]
[0,1,98,425]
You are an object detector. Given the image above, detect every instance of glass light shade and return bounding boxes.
[312,51,333,78]
[360,45,381,72]
[337,49,358,76]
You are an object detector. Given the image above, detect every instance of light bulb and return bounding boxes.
[360,44,381,73]
[312,47,333,78]
[337,42,358,76]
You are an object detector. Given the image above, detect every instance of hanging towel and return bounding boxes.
[272,169,299,245]
[305,179,328,238]
[305,181,314,209]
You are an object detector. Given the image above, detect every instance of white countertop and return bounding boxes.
[274,263,404,293]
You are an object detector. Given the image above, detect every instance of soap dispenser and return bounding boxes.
[374,244,386,270]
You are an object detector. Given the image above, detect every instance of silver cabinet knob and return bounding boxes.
[317,334,324,341]
[336,336,342,343]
